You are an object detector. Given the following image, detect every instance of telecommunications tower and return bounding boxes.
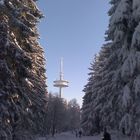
[53,58,69,98]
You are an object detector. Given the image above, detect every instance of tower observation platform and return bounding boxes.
[53,58,69,98]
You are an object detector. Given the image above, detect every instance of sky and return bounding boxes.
[37,0,110,106]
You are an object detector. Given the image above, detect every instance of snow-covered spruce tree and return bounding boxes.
[89,43,117,131]
[0,0,47,139]
[102,0,140,137]
[82,0,134,135]
[87,0,132,133]
[81,0,125,135]
[84,0,125,132]
[81,84,94,135]
[118,0,140,137]
[85,43,117,133]
[106,0,132,133]
[82,43,115,135]
[103,0,128,135]
[81,55,101,135]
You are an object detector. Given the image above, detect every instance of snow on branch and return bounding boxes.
[133,0,140,21]
[0,0,4,5]
[122,85,131,107]
[110,0,130,25]
[131,22,140,47]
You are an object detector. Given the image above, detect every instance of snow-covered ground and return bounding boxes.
[37,131,131,140]
[48,132,100,140]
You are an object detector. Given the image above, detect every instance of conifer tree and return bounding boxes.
[81,55,101,135]
[82,0,140,137]
[117,0,140,137]
[90,44,114,130]
[85,0,133,133]
[105,0,140,135]
[0,0,47,139]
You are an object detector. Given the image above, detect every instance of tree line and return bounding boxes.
[44,93,80,136]
[81,0,140,139]
[0,0,81,139]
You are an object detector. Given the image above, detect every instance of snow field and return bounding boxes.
[37,131,132,140]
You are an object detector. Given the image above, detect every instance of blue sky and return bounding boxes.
[37,0,110,106]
